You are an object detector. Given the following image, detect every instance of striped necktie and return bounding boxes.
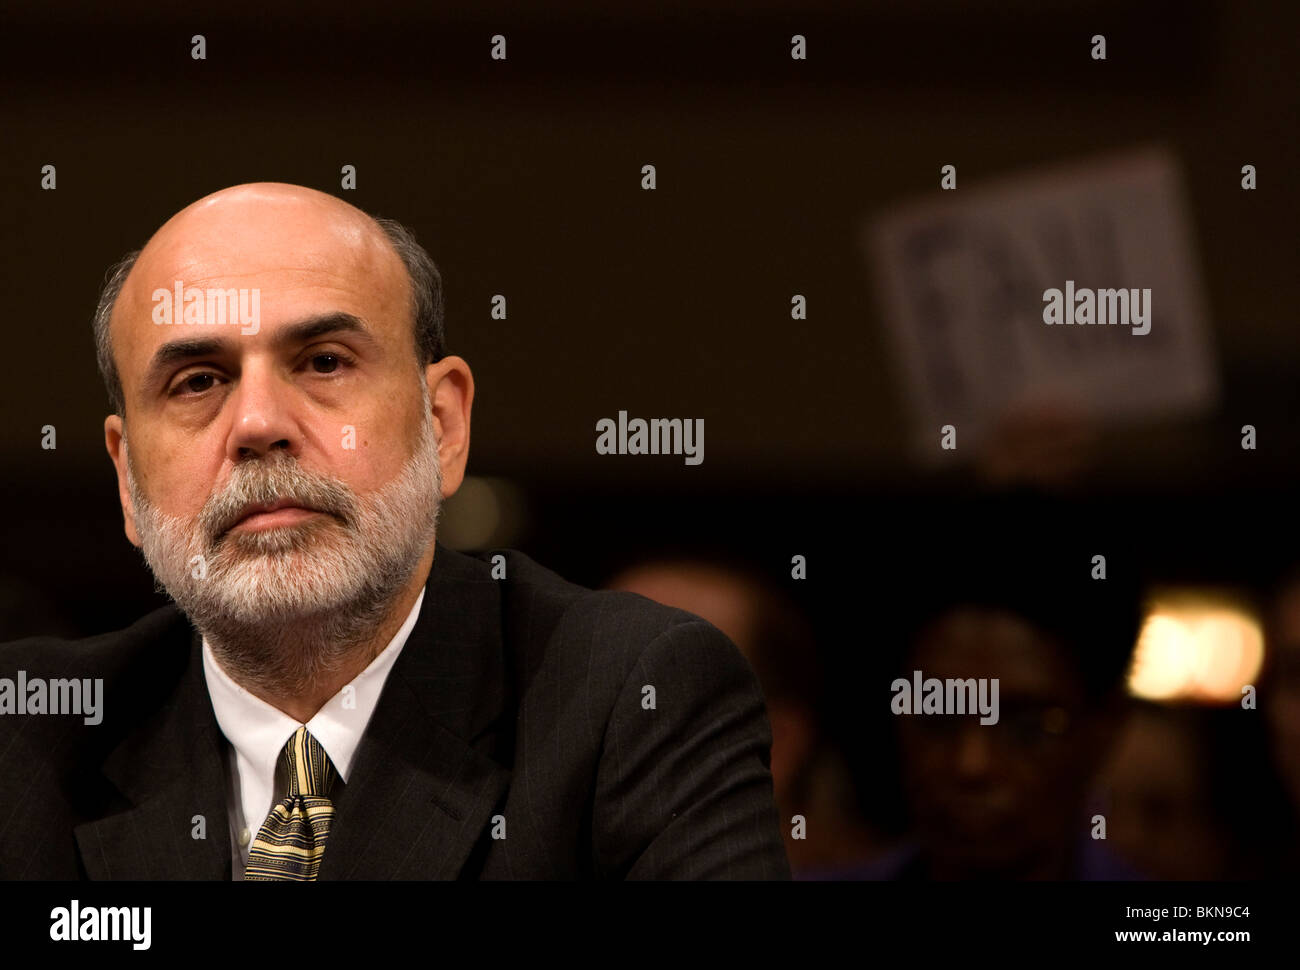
[244,726,338,881]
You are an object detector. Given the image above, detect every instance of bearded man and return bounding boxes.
[0,183,789,881]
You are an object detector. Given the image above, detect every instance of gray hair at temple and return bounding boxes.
[91,215,446,417]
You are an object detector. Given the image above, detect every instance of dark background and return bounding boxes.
[2,0,1296,625]
[1,0,1297,876]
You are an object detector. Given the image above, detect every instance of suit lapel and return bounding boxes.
[320,545,512,879]
[75,543,509,881]
[75,628,232,880]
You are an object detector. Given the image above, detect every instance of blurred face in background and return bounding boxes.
[1098,706,1227,879]
[896,607,1113,878]
[1266,577,1300,809]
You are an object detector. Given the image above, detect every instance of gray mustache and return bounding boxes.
[199,456,357,542]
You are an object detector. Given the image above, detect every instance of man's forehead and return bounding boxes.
[110,184,410,360]
[912,609,1076,692]
[128,185,399,295]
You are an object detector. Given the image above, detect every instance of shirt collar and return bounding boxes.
[202,587,426,787]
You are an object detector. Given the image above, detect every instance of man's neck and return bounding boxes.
[208,546,436,723]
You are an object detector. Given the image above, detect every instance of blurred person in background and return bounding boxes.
[1099,701,1267,879]
[862,536,1145,880]
[606,557,883,877]
[1260,565,1300,875]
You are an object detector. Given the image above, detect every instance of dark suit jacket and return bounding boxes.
[0,544,790,879]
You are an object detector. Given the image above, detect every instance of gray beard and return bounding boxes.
[125,409,443,700]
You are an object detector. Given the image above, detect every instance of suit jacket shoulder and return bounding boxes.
[0,603,214,879]
[476,547,790,879]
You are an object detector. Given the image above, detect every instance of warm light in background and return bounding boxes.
[439,476,530,551]
[1127,591,1264,702]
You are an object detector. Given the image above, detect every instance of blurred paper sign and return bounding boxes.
[865,147,1219,463]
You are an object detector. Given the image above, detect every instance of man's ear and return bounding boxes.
[104,414,142,548]
[424,356,474,498]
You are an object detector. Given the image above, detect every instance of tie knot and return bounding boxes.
[280,726,337,798]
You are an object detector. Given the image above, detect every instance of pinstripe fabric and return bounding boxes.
[243,726,337,881]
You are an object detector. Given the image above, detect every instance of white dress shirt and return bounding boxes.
[201,589,426,879]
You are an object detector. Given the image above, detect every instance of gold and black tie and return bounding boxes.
[243,726,338,881]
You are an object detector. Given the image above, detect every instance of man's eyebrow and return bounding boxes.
[142,337,227,395]
[272,312,375,349]
[139,312,377,397]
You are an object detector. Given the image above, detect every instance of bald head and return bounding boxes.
[94,182,444,417]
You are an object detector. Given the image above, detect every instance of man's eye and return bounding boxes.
[307,351,355,374]
[174,373,216,395]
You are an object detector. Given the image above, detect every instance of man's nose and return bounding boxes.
[952,721,996,779]
[225,362,298,461]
